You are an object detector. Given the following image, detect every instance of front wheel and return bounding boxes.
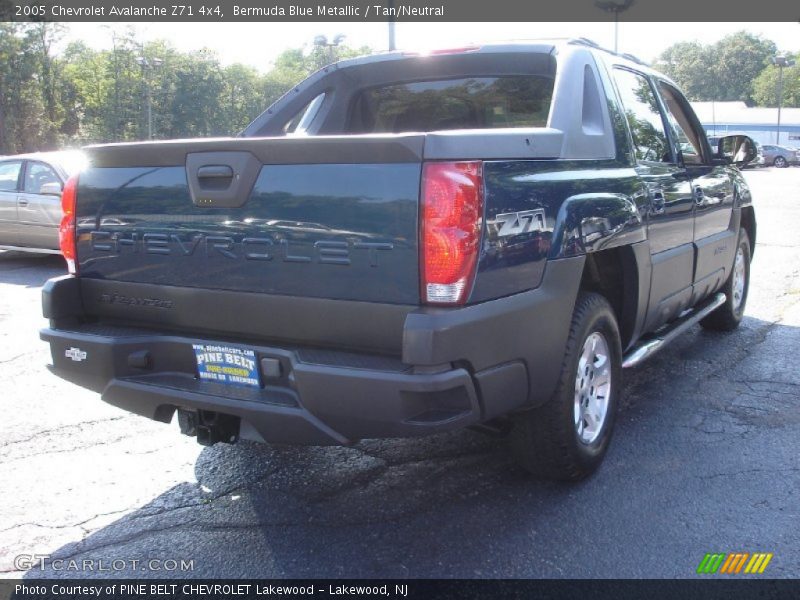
[510,292,622,481]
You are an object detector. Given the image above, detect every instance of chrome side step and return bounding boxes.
[622,293,727,368]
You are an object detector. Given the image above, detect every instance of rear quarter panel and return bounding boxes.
[470,159,646,302]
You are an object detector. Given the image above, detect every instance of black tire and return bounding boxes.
[510,292,622,481]
[773,156,787,168]
[700,228,751,332]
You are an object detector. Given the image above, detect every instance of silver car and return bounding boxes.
[760,144,799,168]
[0,151,86,254]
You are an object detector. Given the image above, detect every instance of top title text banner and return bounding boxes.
[2,0,799,22]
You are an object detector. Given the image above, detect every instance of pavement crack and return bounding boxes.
[734,379,800,389]
[0,506,142,535]
[698,467,800,480]
[44,522,190,563]
[0,433,143,463]
[0,353,26,364]
[0,417,126,449]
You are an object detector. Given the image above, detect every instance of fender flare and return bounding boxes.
[549,192,646,259]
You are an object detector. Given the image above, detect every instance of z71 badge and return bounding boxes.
[493,209,547,237]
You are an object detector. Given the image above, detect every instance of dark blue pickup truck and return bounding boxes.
[41,40,757,480]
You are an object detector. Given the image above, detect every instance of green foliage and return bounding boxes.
[657,41,716,100]
[0,23,58,153]
[656,31,783,105]
[752,53,800,107]
[0,23,372,154]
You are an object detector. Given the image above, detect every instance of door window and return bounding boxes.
[0,161,22,192]
[613,68,671,163]
[656,82,707,165]
[24,162,61,194]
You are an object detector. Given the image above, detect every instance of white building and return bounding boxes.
[691,101,800,147]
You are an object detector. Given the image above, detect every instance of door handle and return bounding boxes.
[196,165,234,192]
[651,190,665,215]
[17,197,28,207]
[197,165,234,179]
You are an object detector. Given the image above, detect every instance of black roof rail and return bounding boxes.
[566,37,649,67]
[568,38,601,49]
[619,52,649,66]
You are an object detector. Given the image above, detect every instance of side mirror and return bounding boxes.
[38,181,63,196]
[716,135,758,168]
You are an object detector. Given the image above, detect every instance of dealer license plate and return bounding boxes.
[193,343,260,388]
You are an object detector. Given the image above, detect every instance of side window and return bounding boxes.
[656,81,707,165]
[0,161,22,192]
[613,68,671,163]
[24,162,61,194]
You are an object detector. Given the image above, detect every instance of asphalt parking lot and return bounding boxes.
[0,167,798,579]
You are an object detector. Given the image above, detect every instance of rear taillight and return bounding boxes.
[59,174,79,274]
[420,161,484,305]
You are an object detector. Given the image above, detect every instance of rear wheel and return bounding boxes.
[510,292,622,481]
[774,156,787,168]
[700,228,751,331]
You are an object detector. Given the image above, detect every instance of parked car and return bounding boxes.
[760,144,799,168]
[0,150,86,254]
[750,142,766,167]
[41,40,756,481]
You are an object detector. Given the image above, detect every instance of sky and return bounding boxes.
[61,22,800,71]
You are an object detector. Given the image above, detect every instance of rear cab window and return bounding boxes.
[347,76,554,133]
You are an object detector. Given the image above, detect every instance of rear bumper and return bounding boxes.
[40,256,584,444]
[42,324,497,444]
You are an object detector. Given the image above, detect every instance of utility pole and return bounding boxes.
[594,0,634,53]
[135,54,163,140]
[388,0,396,51]
[771,55,795,145]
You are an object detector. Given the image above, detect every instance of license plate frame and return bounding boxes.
[192,343,261,389]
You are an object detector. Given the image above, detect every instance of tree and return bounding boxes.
[752,55,800,108]
[28,23,67,149]
[0,23,49,153]
[167,48,227,137]
[712,32,777,104]
[0,23,372,154]
[656,42,717,101]
[260,44,372,116]
[656,31,778,104]
[222,63,264,135]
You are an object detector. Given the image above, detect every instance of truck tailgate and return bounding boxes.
[75,135,423,305]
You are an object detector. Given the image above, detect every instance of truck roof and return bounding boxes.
[330,38,657,78]
[244,37,679,163]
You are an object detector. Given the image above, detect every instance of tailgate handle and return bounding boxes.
[186,151,260,208]
[197,165,233,179]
